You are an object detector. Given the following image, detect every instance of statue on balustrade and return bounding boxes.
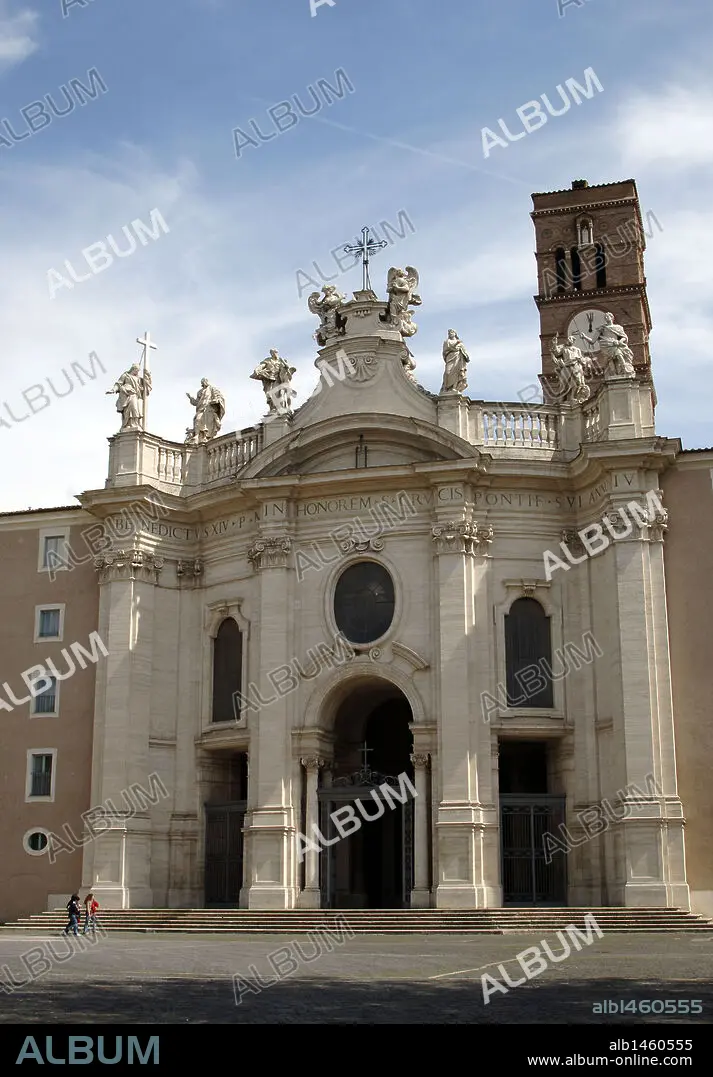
[550,334,592,404]
[251,348,297,416]
[579,312,636,378]
[440,329,469,394]
[185,378,226,444]
[106,363,152,432]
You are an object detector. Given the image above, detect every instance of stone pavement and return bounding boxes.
[0,930,711,1024]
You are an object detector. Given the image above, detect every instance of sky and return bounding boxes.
[0,0,712,511]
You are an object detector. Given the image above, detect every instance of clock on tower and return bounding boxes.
[567,309,607,353]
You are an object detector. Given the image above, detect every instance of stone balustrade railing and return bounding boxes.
[476,405,561,449]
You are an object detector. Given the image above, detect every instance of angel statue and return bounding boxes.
[382,266,421,337]
[251,348,297,416]
[185,378,226,444]
[550,334,592,405]
[440,329,469,394]
[307,284,347,346]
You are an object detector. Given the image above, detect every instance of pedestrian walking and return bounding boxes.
[62,893,81,936]
[83,893,100,935]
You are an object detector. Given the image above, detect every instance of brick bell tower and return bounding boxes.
[531,178,654,402]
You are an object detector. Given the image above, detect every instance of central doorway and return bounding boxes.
[320,683,414,909]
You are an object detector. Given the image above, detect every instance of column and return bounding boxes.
[298,757,324,908]
[410,753,431,907]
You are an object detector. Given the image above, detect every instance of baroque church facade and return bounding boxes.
[2,178,712,921]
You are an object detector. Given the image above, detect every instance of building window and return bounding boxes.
[38,527,70,573]
[594,243,607,289]
[570,247,582,291]
[212,618,243,723]
[333,561,395,645]
[27,752,54,799]
[32,676,58,716]
[578,218,593,246]
[505,598,554,708]
[36,607,63,641]
[555,247,567,292]
[23,830,50,856]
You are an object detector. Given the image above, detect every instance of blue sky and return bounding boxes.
[0,0,712,509]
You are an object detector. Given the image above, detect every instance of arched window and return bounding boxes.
[578,218,593,246]
[555,247,567,292]
[594,243,607,289]
[212,618,243,723]
[505,598,554,708]
[570,247,582,291]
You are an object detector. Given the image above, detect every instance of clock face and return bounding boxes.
[567,309,607,352]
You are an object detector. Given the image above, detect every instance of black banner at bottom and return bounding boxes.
[1,1023,710,1070]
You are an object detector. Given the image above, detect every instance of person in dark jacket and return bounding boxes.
[62,894,80,937]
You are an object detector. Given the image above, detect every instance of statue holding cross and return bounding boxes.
[106,331,156,433]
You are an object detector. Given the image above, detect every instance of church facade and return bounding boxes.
[1,178,712,923]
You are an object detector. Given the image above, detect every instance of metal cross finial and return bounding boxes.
[344,226,387,292]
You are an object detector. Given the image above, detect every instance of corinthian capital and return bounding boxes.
[431,520,493,556]
[247,536,292,570]
[94,547,164,584]
[301,756,326,771]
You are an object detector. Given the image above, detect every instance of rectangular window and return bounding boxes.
[32,677,58,715]
[43,536,64,568]
[30,754,53,798]
[38,526,71,573]
[38,608,61,639]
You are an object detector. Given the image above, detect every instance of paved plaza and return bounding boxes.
[1,930,711,1024]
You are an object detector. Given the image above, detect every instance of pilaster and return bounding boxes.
[82,546,165,908]
[243,509,298,909]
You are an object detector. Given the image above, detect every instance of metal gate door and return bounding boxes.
[500,795,566,904]
[204,802,245,905]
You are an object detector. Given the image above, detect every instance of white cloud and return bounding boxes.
[617,83,713,170]
[0,3,39,73]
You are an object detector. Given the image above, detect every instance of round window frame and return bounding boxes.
[23,828,50,856]
[327,556,401,650]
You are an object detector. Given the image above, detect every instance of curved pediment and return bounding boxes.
[239,413,485,478]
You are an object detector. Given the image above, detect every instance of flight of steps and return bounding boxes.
[2,907,711,935]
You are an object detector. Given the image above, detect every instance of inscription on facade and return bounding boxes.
[106,479,635,540]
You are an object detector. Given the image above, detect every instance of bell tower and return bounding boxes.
[531,178,654,400]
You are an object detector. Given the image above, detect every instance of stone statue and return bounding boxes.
[382,266,421,337]
[440,329,469,393]
[251,349,297,416]
[307,284,347,346]
[106,363,152,432]
[550,334,592,404]
[185,378,226,444]
[580,312,636,378]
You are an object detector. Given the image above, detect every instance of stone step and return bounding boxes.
[2,907,710,934]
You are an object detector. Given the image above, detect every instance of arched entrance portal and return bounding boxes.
[320,681,414,909]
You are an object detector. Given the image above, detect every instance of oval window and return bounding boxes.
[334,561,395,644]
